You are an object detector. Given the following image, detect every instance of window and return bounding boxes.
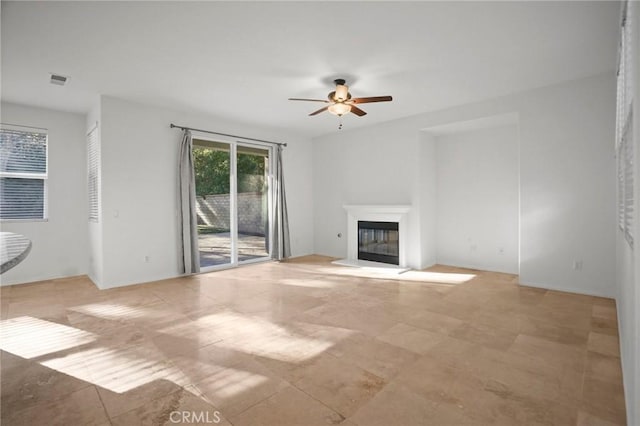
[616,0,634,247]
[0,127,48,220]
[87,126,99,222]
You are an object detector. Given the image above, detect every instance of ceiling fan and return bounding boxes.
[289,79,392,118]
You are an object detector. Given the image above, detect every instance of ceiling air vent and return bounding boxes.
[50,74,68,86]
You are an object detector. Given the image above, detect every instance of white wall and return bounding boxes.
[313,72,616,297]
[97,96,314,288]
[0,102,88,285]
[435,125,519,274]
[616,2,640,425]
[418,132,437,267]
[311,121,428,269]
[517,75,615,297]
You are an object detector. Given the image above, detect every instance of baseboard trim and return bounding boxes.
[517,279,614,299]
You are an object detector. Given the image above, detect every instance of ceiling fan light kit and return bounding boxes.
[328,103,351,116]
[289,78,392,128]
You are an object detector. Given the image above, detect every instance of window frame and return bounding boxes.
[0,124,49,222]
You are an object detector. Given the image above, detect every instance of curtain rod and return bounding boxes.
[170,123,287,147]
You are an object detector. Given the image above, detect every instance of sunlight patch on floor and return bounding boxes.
[316,266,476,284]
[276,278,336,289]
[398,270,476,284]
[69,303,161,321]
[0,316,96,358]
[196,311,334,362]
[38,344,191,393]
[70,303,176,322]
[196,366,269,400]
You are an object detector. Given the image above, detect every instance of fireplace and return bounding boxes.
[333,204,410,272]
[358,221,399,265]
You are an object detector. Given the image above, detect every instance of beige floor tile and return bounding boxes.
[591,315,619,336]
[524,295,593,331]
[442,286,493,307]
[5,300,69,323]
[519,315,590,347]
[2,386,109,426]
[229,385,344,426]
[467,309,524,333]
[290,353,386,417]
[592,296,617,308]
[326,332,419,380]
[581,376,627,425]
[0,350,93,415]
[392,307,464,335]
[165,342,255,383]
[585,351,623,384]
[482,379,578,426]
[192,354,289,418]
[509,334,587,373]
[542,290,594,307]
[110,385,231,426]
[507,285,548,306]
[349,381,438,426]
[423,297,480,322]
[421,335,485,372]
[592,304,618,321]
[97,379,186,419]
[449,322,518,351]
[376,322,446,354]
[394,354,480,404]
[588,332,621,357]
[477,346,584,404]
[299,304,398,337]
[577,410,624,426]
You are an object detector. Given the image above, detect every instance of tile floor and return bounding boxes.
[0,255,626,425]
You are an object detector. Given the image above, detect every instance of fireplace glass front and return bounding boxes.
[357,221,399,265]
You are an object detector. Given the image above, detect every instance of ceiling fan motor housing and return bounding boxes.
[332,79,350,102]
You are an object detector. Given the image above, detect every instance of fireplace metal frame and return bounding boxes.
[357,220,400,265]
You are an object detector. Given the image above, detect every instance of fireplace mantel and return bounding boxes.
[343,205,411,215]
[337,204,411,271]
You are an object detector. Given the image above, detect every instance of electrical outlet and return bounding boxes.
[498,247,505,255]
[573,260,583,271]
[144,255,150,263]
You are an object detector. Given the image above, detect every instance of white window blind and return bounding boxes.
[623,116,634,245]
[0,127,48,220]
[616,0,634,247]
[87,126,99,222]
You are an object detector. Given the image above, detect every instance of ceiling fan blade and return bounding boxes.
[349,96,393,104]
[309,106,330,116]
[289,98,330,103]
[350,105,367,117]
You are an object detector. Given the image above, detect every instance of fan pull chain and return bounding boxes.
[338,117,343,130]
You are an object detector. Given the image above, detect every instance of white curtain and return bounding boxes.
[178,130,200,274]
[271,144,291,260]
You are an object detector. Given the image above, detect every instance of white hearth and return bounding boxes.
[332,204,411,273]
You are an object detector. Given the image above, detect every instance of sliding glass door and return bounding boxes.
[193,140,233,268]
[193,138,272,270]
[236,144,270,263]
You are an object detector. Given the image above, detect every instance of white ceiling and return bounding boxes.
[1,1,620,138]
